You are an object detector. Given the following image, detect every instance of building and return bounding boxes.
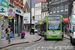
[0,0,8,38]
[23,0,40,31]
[41,2,49,19]
[9,0,23,37]
[48,0,73,31]
[34,2,42,21]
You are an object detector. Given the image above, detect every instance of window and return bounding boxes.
[26,8,28,13]
[65,5,68,9]
[53,7,56,14]
[61,6,64,11]
[57,6,60,15]
[50,8,53,15]
[61,5,64,14]
[57,6,59,12]
[65,5,68,14]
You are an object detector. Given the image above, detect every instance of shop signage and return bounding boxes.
[15,8,23,16]
[16,10,21,13]
[24,17,29,24]
[63,17,69,22]
[8,8,15,19]
[0,0,8,16]
[9,8,14,15]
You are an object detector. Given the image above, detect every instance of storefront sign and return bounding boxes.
[0,0,8,16]
[63,17,69,22]
[8,8,15,19]
[16,10,21,13]
[24,17,29,24]
[9,8,14,16]
[15,8,23,16]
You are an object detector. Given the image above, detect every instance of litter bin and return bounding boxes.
[30,29,34,35]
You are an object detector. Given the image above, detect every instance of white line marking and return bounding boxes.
[25,41,44,50]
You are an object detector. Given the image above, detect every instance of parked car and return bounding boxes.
[34,29,38,33]
[30,29,34,34]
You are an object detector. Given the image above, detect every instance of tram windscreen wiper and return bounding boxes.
[50,29,54,32]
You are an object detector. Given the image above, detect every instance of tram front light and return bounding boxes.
[57,33,61,35]
[47,33,52,35]
[47,33,50,35]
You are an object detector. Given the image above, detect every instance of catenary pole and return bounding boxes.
[30,0,32,34]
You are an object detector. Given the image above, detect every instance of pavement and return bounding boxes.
[0,32,70,49]
[0,32,42,49]
[64,33,70,39]
[64,31,70,39]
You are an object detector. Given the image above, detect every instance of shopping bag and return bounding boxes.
[10,34,13,39]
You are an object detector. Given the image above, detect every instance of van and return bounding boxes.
[70,26,75,45]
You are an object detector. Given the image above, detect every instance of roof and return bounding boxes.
[24,0,41,8]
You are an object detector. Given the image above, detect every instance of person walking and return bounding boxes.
[5,28,8,40]
[7,25,12,44]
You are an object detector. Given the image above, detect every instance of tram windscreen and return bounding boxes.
[48,17,60,30]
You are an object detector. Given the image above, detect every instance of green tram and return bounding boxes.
[37,15,63,40]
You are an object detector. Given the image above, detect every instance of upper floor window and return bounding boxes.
[61,5,64,12]
[57,6,59,12]
[53,7,56,13]
[50,8,53,15]
[26,8,28,13]
[65,5,68,11]
[65,5,68,14]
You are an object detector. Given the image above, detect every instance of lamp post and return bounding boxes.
[30,0,32,34]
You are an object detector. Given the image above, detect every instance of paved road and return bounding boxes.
[2,38,75,50]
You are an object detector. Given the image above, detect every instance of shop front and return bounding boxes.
[8,8,15,37]
[0,0,8,39]
[62,17,69,33]
[14,8,23,37]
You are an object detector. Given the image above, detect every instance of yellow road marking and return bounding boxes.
[65,42,70,50]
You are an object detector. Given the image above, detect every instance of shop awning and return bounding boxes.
[8,16,13,19]
[38,19,45,24]
[0,14,5,18]
[38,20,44,22]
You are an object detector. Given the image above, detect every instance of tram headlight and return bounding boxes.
[47,33,52,35]
[47,33,50,35]
[57,33,61,35]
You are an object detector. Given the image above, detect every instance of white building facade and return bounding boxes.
[35,2,42,21]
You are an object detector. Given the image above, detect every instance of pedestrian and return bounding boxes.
[5,28,8,40]
[1,21,5,40]
[7,25,12,44]
[21,28,25,39]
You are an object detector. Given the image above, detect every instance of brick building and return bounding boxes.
[9,0,24,37]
